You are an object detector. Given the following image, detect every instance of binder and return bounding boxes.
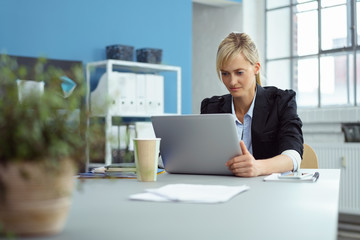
[110,125,121,162]
[91,72,164,116]
[90,72,137,116]
[119,125,127,150]
[153,74,164,114]
[135,74,147,115]
[111,124,135,163]
[146,74,164,115]
[90,73,108,116]
[108,72,137,116]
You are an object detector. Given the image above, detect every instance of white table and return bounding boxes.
[20,169,340,240]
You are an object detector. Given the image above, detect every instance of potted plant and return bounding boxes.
[0,54,92,237]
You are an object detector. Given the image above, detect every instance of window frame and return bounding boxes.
[265,0,359,108]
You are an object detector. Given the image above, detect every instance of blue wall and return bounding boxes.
[0,0,192,114]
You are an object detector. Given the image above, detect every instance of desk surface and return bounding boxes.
[20,169,340,240]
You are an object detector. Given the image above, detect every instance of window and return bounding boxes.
[265,0,359,107]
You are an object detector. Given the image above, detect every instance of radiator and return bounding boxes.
[312,143,360,215]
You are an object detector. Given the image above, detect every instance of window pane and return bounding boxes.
[293,0,315,4]
[357,2,360,45]
[321,5,349,50]
[266,60,291,89]
[267,0,290,9]
[267,8,291,59]
[293,8,318,56]
[295,57,319,107]
[348,53,355,105]
[357,53,360,105]
[295,1,318,12]
[320,54,352,106]
[321,0,346,7]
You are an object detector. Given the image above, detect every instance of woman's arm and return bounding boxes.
[276,90,304,157]
[226,141,294,177]
[252,88,303,161]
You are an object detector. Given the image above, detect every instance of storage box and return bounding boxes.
[136,48,162,64]
[106,45,134,61]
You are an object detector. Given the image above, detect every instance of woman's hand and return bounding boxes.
[225,141,262,177]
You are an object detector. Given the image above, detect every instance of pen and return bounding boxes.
[312,172,320,182]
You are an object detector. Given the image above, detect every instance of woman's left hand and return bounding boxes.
[225,140,262,177]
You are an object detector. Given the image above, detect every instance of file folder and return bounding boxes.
[136,74,147,115]
[90,73,108,116]
[109,72,137,116]
[146,74,164,115]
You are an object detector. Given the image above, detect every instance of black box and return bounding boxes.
[342,123,360,142]
[106,44,134,61]
[136,48,162,64]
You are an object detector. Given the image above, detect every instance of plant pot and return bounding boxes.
[0,158,76,237]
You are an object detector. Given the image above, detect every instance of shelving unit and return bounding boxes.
[85,59,182,170]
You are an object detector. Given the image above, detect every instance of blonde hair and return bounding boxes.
[216,32,261,86]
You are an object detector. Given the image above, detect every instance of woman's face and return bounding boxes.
[220,53,260,99]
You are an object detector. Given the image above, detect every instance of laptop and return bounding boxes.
[151,114,242,175]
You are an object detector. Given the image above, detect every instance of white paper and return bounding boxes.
[263,173,281,181]
[135,121,156,139]
[129,192,170,202]
[17,80,44,103]
[263,173,317,182]
[129,184,250,203]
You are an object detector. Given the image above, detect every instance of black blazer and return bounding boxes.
[200,84,304,160]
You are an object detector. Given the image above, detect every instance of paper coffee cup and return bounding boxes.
[133,138,161,182]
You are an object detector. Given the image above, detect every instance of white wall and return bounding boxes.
[242,0,265,78]
[298,108,360,144]
[192,2,243,114]
[192,0,266,114]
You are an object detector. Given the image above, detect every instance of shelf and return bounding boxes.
[87,59,181,74]
[86,59,182,115]
[90,113,181,118]
[85,59,182,171]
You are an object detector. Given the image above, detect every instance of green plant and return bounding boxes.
[0,54,89,167]
[0,55,113,238]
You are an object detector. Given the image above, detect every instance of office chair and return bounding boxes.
[301,143,319,169]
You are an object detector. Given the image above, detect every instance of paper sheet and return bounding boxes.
[263,172,318,182]
[129,184,250,203]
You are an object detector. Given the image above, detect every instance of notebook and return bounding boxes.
[151,114,242,175]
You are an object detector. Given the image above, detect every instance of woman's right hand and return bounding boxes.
[225,141,262,177]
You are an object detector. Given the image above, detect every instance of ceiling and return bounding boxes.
[192,0,241,7]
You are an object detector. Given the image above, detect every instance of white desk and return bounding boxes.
[21,169,340,240]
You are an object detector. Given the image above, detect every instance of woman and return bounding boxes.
[201,32,303,177]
